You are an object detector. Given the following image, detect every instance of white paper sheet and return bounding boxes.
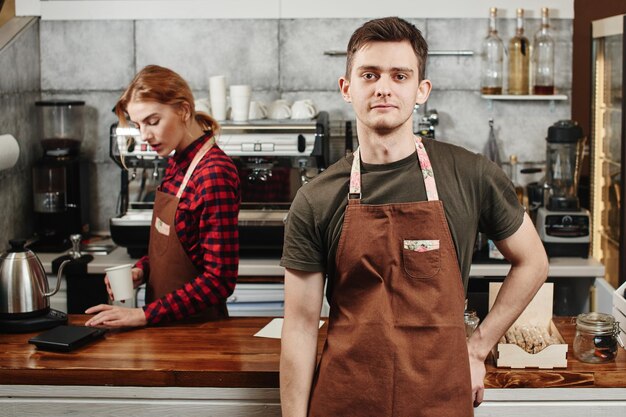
[254,318,325,339]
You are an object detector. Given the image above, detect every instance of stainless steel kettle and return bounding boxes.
[0,239,69,316]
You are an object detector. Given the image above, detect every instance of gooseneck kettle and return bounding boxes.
[0,239,69,317]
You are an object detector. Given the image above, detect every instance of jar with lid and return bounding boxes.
[464,310,480,339]
[573,312,623,363]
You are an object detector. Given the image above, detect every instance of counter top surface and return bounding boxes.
[1,316,624,389]
[38,247,605,278]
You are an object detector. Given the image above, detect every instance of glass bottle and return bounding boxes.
[509,154,526,208]
[480,7,504,95]
[507,8,530,95]
[532,7,555,95]
[412,104,420,135]
[464,310,480,339]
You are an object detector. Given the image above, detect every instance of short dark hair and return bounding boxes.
[345,17,428,81]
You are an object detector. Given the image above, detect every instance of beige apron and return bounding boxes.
[308,136,473,416]
[146,137,228,322]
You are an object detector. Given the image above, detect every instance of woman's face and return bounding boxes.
[126,100,189,157]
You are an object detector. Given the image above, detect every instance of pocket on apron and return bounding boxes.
[402,239,441,278]
[151,216,171,256]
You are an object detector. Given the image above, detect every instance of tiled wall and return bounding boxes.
[36,17,572,232]
[0,19,40,250]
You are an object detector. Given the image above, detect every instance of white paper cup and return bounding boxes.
[105,264,135,301]
[230,85,252,122]
[209,75,227,121]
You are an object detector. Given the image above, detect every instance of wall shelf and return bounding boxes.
[324,50,474,57]
[481,94,568,101]
[481,94,568,111]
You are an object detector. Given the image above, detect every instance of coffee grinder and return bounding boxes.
[535,120,590,257]
[30,100,90,252]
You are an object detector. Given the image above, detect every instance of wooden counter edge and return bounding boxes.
[1,316,624,389]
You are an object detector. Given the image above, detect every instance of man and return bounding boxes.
[280,17,548,417]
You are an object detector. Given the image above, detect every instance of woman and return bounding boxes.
[86,65,240,328]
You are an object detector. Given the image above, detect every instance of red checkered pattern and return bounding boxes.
[135,134,240,324]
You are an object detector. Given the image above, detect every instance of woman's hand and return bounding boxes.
[84,305,147,328]
[104,267,145,301]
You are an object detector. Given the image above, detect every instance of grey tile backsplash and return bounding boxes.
[0,20,40,249]
[1,17,572,236]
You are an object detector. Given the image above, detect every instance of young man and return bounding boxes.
[280,17,548,417]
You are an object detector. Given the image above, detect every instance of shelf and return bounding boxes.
[482,94,568,111]
[324,49,473,57]
[481,94,568,101]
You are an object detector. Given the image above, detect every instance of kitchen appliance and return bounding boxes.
[30,100,90,252]
[0,239,69,333]
[590,14,626,288]
[535,120,590,257]
[109,112,330,258]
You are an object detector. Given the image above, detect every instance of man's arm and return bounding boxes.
[280,268,325,417]
[467,213,549,405]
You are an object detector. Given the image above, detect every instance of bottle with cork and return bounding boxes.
[509,154,527,210]
[507,8,530,95]
[480,7,504,95]
[532,7,555,95]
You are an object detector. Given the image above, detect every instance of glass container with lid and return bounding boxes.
[573,312,624,363]
[36,100,85,157]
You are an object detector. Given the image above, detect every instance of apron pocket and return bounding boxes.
[151,217,171,257]
[402,239,440,279]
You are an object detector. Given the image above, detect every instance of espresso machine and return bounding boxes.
[30,100,90,252]
[109,112,330,258]
[535,120,590,257]
[108,122,168,258]
[220,112,330,256]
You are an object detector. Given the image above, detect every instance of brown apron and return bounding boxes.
[146,137,228,322]
[308,136,473,417]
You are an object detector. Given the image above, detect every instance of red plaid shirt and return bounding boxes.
[135,133,240,324]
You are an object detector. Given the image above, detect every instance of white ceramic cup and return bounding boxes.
[248,101,268,119]
[209,75,227,121]
[105,264,135,301]
[268,99,292,120]
[230,85,252,122]
[194,98,211,115]
[291,99,317,119]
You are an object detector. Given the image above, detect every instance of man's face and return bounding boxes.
[339,40,431,134]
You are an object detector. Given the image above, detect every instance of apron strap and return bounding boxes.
[349,135,439,201]
[176,137,215,199]
[414,136,439,201]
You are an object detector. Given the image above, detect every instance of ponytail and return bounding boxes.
[194,111,220,137]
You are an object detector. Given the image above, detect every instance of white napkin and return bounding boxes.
[254,318,325,339]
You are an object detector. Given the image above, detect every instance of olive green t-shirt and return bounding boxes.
[280,137,524,292]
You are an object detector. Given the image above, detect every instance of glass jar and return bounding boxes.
[573,312,622,363]
[464,310,480,339]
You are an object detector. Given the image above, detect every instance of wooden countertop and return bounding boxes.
[0,316,624,389]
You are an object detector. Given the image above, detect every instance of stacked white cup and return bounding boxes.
[209,75,227,121]
[230,85,252,122]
